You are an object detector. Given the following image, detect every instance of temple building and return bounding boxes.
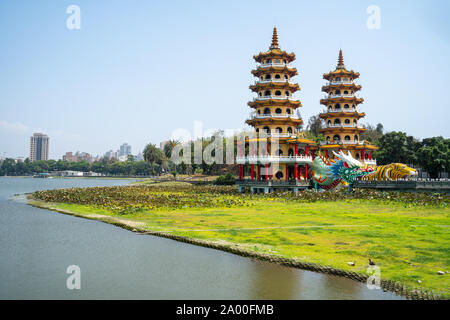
[236,28,316,192]
[318,50,377,164]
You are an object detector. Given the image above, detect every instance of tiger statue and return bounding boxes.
[364,163,417,181]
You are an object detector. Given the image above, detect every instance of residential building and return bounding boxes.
[63,151,94,163]
[119,143,132,157]
[30,133,49,162]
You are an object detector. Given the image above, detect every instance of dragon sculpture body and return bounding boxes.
[311,150,417,191]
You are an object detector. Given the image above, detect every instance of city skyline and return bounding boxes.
[1,0,449,159]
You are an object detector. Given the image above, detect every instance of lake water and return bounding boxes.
[0,177,402,299]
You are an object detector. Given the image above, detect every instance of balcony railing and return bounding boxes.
[328,80,354,85]
[236,155,313,164]
[323,108,357,113]
[259,62,292,68]
[250,113,300,120]
[326,94,356,99]
[320,140,365,145]
[254,95,299,102]
[255,79,295,85]
[324,124,364,129]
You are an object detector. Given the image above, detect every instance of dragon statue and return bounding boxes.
[311,150,417,191]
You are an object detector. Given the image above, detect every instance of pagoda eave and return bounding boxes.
[246,118,303,126]
[319,127,367,134]
[320,97,364,105]
[248,100,302,108]
[249,83,300,92]
[319,112,366,119]
[251,67,298,77]
[253,50,295,63]
[321,84,362,92]
[323,70,360,80]
[286,138,316,145]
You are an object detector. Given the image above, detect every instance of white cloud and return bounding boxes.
[0,120,29,135]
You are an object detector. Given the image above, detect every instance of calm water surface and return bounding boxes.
[0,177,403,299]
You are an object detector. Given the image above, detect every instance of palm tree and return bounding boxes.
[163,139,180,176]
[143,143,164,176]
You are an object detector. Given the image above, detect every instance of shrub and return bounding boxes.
[215,173,236,185]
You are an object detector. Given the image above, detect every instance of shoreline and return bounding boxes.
[26,194,443,300]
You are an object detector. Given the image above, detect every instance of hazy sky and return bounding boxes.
[1,0,449,159]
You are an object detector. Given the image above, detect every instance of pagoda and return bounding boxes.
[237,27,316,192]
[318,50,377,163]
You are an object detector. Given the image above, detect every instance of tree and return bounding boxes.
[163,139,180,174]
[306,114,324,137]
[417,136,450,178]
[375,131,420,165]
[360,123,384,144]
[143,143,164,176]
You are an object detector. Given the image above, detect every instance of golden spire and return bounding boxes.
[270,27,279,50]
[337,49,345,68]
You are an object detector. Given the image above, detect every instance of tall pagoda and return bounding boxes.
[237,28,315,191]
[318,50,377,163]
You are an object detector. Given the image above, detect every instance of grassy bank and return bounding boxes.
[30,183,450,297]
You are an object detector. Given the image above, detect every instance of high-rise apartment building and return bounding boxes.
[30,133,49,162]
[119,143,132,157]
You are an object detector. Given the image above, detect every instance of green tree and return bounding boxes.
[375,131,420,165]
[306,114,324,137]
[360,123,384,144]
[163,139,180,175]
[417,136,450,178]
[143,143,164,176]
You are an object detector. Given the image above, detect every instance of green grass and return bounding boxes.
[41,195,450,297]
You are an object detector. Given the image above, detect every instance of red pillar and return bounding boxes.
[285,165,288,181]
[265,164,268,181]
[251,164,254,180]
[239,164,242,179]
[362,149,365,161]
[312,151,315,160]
[298,165,302,180]
[295,144,298,157]
[305,163,308,179]
[305,145,309,156]
[294,164,298,180]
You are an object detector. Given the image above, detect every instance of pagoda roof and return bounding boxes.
[248,98,302,109]
[323,50,360,80]
[253,27,296,63]
[249,81,300,93]
[251,66,298,77]
[319,111,366,119]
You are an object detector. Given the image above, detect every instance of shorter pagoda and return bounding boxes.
[318,50,377,164]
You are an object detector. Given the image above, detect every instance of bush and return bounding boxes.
[214,173,236,185]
